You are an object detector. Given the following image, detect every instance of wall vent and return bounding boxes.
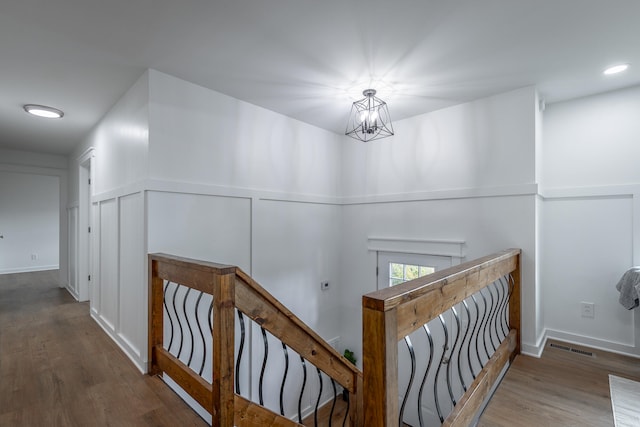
[549,342,595,358]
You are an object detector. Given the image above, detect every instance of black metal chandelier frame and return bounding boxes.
[345,88,394,142]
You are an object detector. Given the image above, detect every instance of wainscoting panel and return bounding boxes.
[118,192,145,358]
[98,198,118,332]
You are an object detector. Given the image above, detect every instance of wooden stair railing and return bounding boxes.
[362,248,521,426]
[148,254,363,427]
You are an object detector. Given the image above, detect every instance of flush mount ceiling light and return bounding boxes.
[603,64,629,75]
[23,104,64,119]
[345,89,394,142]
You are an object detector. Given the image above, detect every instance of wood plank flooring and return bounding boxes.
[479,339,640,427]
[0,270,207,426]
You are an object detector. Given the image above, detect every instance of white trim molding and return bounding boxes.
[368,237,466,258]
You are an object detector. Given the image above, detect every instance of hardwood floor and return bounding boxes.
[479,339,640,427]
[0,270,206,426]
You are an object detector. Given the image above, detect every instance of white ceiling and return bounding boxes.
[1,0,639,155]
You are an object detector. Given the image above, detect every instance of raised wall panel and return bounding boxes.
[118,192,144,357]
[68,207,78,296]
[99,198,118,331]
[147,191,251,270]
[542,197,634,345]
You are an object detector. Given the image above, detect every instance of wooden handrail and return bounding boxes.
[148,253,363,426]
[362,248,522,426]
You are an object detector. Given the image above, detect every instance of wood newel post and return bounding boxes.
[212,271,236,426]
[148,257,164,376]
[363,304,398,427]
[509,252,522,357]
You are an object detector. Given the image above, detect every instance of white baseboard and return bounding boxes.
[64,284,79,301]
[0,265,59,275]
[90,311,147,373]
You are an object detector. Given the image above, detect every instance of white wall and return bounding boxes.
[147,70,342,197]
[541,84,640,356]
[0,149,67,280]
[0,171,59,273]
[338,87,539,357]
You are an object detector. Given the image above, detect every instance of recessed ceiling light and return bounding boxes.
[23,104,64,119]
[603,64,629,75]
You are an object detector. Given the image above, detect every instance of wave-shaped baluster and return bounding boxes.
[298,356,307,424]
[458,300,472,391]
[342,387,350,427]
[172,283,184,358]
[183,289,195,367]
[314,367,323,426]
[485,284,498,353]
[235,311,245,394]
[399,335,416,425]
[434,313,449,423]
[498,277,510,337]
[194,292,206,375]
[417,324,434,427]
[163,281,175,352]
[478,289,491,361]
[446,307,460,407]
[505,274,515,331]
[259,327,268,406]
[493,280,507,342]
[279,342,289,416]
[329,379,337,427]
[468,295,481,379]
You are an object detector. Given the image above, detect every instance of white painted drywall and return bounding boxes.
[69,71,149,201]
[541,85,640,355]
[341,87,536,197]
[0,171,60,273]
[147,69,342,197]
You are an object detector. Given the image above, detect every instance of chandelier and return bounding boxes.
[345,89,394,142]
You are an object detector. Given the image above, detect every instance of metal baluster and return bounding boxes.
[497,277,509,337]
[417,324,434,427]
[314,368,324,427]
[184,289,195,367]
[279,342,289,416]
[485,284,499,352]
[172,284,184,358]
[208,301,213,335]
[468,295,481,379]
[329,379,337,427]
[259,327,268,406]
[457,300,472,391]
[494,278,508,340]
[505,275,515,331]
[400,335,416,425]
[194,292,207,375]
[434,314,449,423]
[235,311,246,394]
[342,387,350,427]
[163,281,175,352]
[298,356,307,424]
[446,307,460,406]
[478,289,491,362]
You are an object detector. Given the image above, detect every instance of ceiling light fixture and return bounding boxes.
[603,64,629,75]
[345,89,394,142]
[23,104,64,119]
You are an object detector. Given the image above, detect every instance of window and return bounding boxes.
[389,262,435,286]
[378,252,452,290]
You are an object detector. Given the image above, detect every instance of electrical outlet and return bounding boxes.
[31,253,38,261]
[581,302,595,318]
[321,281,329,291]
